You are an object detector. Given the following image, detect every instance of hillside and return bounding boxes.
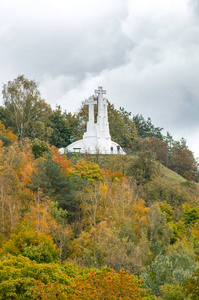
[158,163,187,183]
[0,136,198,298]
[0,75,199,299]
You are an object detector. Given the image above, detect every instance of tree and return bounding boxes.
[70,268,143,300]
[50,145,72,176]
[71,180,151,273]
[142,241,197,297]
[148,203,173,257]
[74,160,104,183]
[108,104,137,149]
[127,151,157,185]
[2,75,52,140]
[49,106,72,148]
[50,201,72,262]
[28,154,68,201]
[31,138,50,159]
[0,255,70,299]
[159,202,174,222]
[0,141,34,235]
[143,175,192,207]
[132,114,164,140]
[183,203,199,227]
[0,222,59,263]
[0,121,17,146]
[28,153,80,223]
[183,267,199,299]
[168,139,198,181]
[32,280,68,300]
[148,138,168,165]
[160,282,185,300]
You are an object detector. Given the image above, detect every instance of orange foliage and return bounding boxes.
[0,120,17,143]
[24,196,55,235]
[32,269,143,300]
[18,141,35,186]
[0,142,34,234]
[50,145,72,176]
[70,268,143,300]
[32,280,68,300]
[103,169,124,183]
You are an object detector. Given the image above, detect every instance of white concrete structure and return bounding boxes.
[63,87,125,155]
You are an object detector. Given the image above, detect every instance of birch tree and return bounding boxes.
[2,75,52,140]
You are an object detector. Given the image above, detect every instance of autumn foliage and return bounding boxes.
[0,120,199,299]
[70,268,143,300]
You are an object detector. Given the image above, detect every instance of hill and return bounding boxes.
[158,163,187,183]
[0,134,198,299]
[0,75,199,299]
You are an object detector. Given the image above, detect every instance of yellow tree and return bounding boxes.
[25,197,72,262]
[0,139,36,235]
[72,177,151,272]
[0,143,23,234]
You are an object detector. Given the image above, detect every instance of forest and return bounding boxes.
[0,75,199,299]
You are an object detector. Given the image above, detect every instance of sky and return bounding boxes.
[1,0,199,158]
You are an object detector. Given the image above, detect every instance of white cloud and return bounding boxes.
[1,0,199,157]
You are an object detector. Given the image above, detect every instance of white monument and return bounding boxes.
[62,87,125,155]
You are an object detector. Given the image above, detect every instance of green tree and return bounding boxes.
[183,204,199,227]
[132,114,164,140]
[31,138,50,159]
[160,282,185,300]
[28,154,68,201]
[149,203,173,256]
[2,75,52,141]
[159,202,174,222]
[50,201,72,262]
[28,154,82,223]
[0,222,59,263]
[0,255,71,299]
[127,151,157,185]
[142,241,196,297]
[108,104,137,149]
[49,106,72,148]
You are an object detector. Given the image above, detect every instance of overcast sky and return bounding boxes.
[1,0,199,158]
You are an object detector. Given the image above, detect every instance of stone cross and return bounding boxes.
[84,96,97,124]
[95,86,106,117]
[95,86,106,96]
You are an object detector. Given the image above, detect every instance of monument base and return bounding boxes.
[60,139,125,155]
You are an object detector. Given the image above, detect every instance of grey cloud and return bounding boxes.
[1,0,199,157]
[1,0,131,81]
[190,0,199,15]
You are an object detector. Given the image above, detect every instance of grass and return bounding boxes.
[158,163,187,183]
